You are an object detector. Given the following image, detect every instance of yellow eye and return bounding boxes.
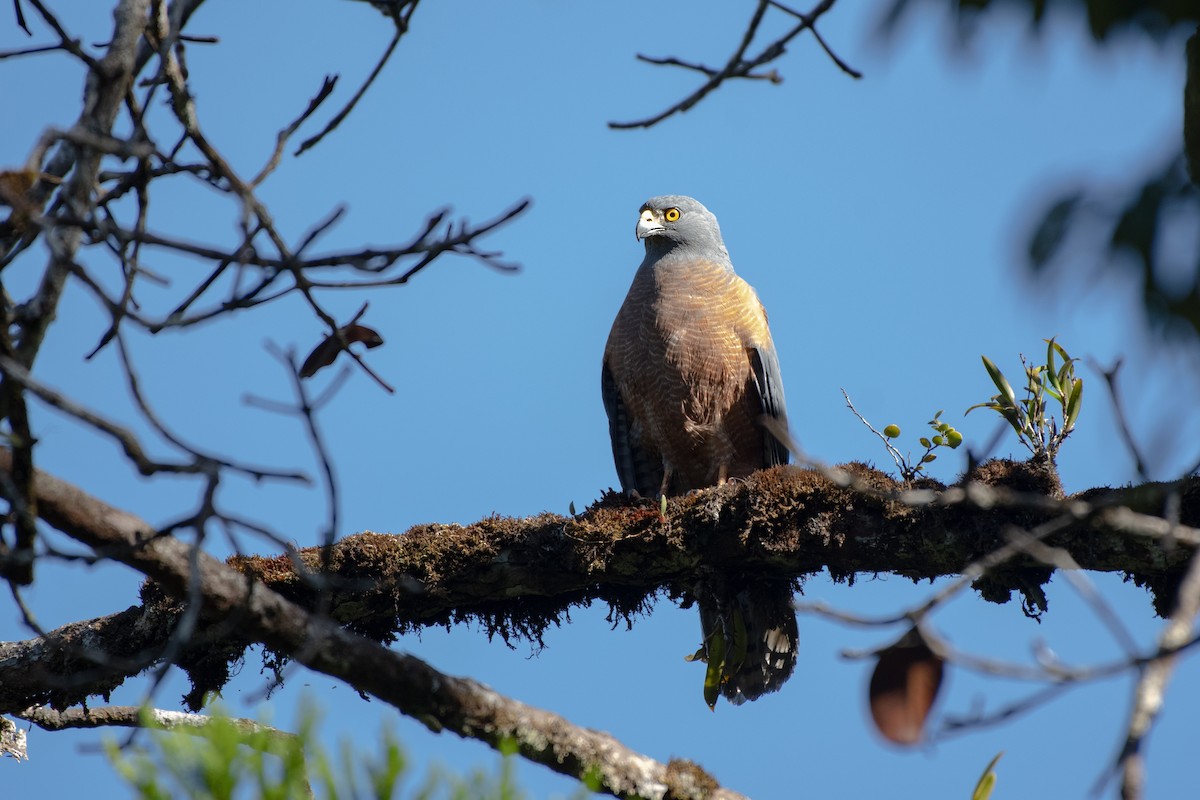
[664,208,681,222]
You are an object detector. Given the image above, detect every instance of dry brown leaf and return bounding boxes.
[868,625,945,746]
[299,323,384,378]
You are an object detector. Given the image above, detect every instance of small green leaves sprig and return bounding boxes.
[966,338,1082,464]
[880,411,964,482]
[842,389,962,484]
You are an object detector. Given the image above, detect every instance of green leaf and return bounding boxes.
[921,453,937,464]
[703,630,727,710]
[972,752,1004,800]
[1056,360,1075,401]
[1046,337,1071,365]
[1001,408,1025,436]
[964,401,1000,415]
[981,356,1017,408]
[1065,378,1083,429]
[919,437,931,448]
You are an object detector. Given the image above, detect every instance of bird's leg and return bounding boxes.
[717,462,729,486]
[659,464,673,500]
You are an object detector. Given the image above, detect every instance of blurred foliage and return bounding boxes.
[1029,155,1200,339]
[1027,28,1200,337]
[878,0,1200,42]
[883,3,1200,344]
[105,702,571,800]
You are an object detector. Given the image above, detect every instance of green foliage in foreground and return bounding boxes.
[105,702,592,800]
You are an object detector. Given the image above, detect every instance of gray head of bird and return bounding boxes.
[635,195,730,262]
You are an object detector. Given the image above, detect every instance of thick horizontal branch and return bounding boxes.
[0,605,185,714]
[0,450,744,800]
[218,460,1196,638]
[3,456,1193,724]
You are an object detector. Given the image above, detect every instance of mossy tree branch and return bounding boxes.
[1,451,1195,719]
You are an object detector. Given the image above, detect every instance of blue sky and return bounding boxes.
[2,1,1197,797]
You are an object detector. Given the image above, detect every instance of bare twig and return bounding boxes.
[1007,530,1140,658]
[17,705,300,746]
[609,0,859,129]
[1112,547,1200,800]
[294,2,417,156]
[1090,357,1149,480]
[11,0,32,36]
[0,351,309,483]
[841,388,911,479]
[260,343,343,557]
[24,0,98,68]
[0,42,66,59]
[251,74,338,187]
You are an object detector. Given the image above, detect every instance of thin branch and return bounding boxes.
[251,74,338,187]
[765,0,861,77]
[11,0,31,36]
[1113,546,1200,800]
[610,0,771,130]
[938,682,1073,737]
[609,0,859,129]
[0,42,65,59]
[261,343,342,559]
[294,4,412,156]
[1091,357,1149,480]
[1007,530,1140,659]
[841,388,910,479]
[0,352,309,483]
[24,0,98,68]
[17,705,300,746]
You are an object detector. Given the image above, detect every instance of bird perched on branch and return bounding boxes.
[601,194,797,706]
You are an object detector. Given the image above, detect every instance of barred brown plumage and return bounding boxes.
[601,195,797,705]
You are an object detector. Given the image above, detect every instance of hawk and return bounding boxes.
[601,195,798,705]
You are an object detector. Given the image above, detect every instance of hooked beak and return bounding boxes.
[635,208,665,241]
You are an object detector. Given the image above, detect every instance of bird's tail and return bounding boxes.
[694,577,799,707]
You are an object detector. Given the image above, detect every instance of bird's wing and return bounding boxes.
[748,343,789,466]
[601,357,663,496]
